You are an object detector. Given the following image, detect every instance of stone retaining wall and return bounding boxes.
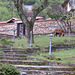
[33,20,59,34]
[0,23,17,36]
[33,20,75,35]
[0,20,75,36]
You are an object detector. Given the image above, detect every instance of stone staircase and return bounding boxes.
[14,65,75,75]
[0,46,75,75]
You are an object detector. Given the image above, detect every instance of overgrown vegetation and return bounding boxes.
[0,49,3,54]
[0,63,20,75]
[0,38,13,47]
[7,36,75,49]
[0,0,19,21]
[0,36,75,49]
[30,48,75,63]
[33,0,64,18]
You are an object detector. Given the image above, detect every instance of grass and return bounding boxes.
[0,49,4,54]
[0,36,75,49]
[9,36,75,48]
[0,36,75,63]
[29,48,75,63]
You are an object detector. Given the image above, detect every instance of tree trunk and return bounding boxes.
[26,26,30,43]
[14,0,48,44]
[23,24,25,36]
[30,25,34,43]
[26,24,34,43]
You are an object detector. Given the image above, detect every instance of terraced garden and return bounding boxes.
[0,36,75,75]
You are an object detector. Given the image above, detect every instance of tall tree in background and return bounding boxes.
[47,2,73,32]
[47,2,75,33]
[47,3,67,32]
[13,0,48,43]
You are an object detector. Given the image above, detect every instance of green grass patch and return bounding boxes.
[0,36,75,49]
[8,36,75,49]
[0,49,4,54]
[30,48,75,63]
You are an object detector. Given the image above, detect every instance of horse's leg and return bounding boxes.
[56,33,57,36]
[54,33,56,37]
[62,33,64,37]
[59,33,61,37]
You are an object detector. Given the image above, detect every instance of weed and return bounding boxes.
[43,54,55,60]
[36,51,40,56]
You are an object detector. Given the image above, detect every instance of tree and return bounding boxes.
[0,0,19,21]
[13,0,48,43]
[47,2,73,32]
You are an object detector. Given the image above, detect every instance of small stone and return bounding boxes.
[20,72,27,75]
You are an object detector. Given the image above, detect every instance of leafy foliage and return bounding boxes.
[47,3,66,20]
[0,0,19,21]
[0,38,13,46]
[0,49,3,54]
[0,0,64,20]
[0,63,20,75]
[37,0,64,18]
[23,0,37,5]
[43,54,55,60]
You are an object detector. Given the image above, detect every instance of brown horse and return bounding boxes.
[54,29,64,37]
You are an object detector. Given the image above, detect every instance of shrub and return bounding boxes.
[0,38,13,47]
[37,51,40,56]
[64,39,68,43]
[0,49,4,54]
[0,63,20,75]
[55,58,61,60]
[43,55,55,60]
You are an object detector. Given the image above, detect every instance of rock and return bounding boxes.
[20,72,27,75]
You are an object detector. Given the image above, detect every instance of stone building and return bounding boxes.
[0,17,75,38]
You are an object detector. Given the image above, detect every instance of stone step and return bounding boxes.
[0,54,28,57]
[0,49,11,53]
[0,56,27,60]
[27,57,43,61]
[0,48,10,50]
[67,63,75,67]
[19,70,75,75]
[47,71,75,75]
[14,65,75,71]
[1,48,25,51]
[0,60,45,65]
[1,49,36,54]
[1,51,30,54]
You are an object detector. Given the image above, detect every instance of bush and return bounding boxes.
[55,58,61,60]
[43,55,55,60]
[37,51,40,56]
[0,49,4,54]
[0,38,13,46]
[0,63,20,75]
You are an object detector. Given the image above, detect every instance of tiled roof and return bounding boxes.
[35,16,44,20]
[46,18,51,21]
[0,21,7,24]
[0,17,21,25]
[7,17,21,23]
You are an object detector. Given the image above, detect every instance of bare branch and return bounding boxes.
[13,0,30,26]
[31,0,48,24]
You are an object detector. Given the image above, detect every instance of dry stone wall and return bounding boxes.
[0,23,17,36]
[0,20,75,36]
[33,20,60,35]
